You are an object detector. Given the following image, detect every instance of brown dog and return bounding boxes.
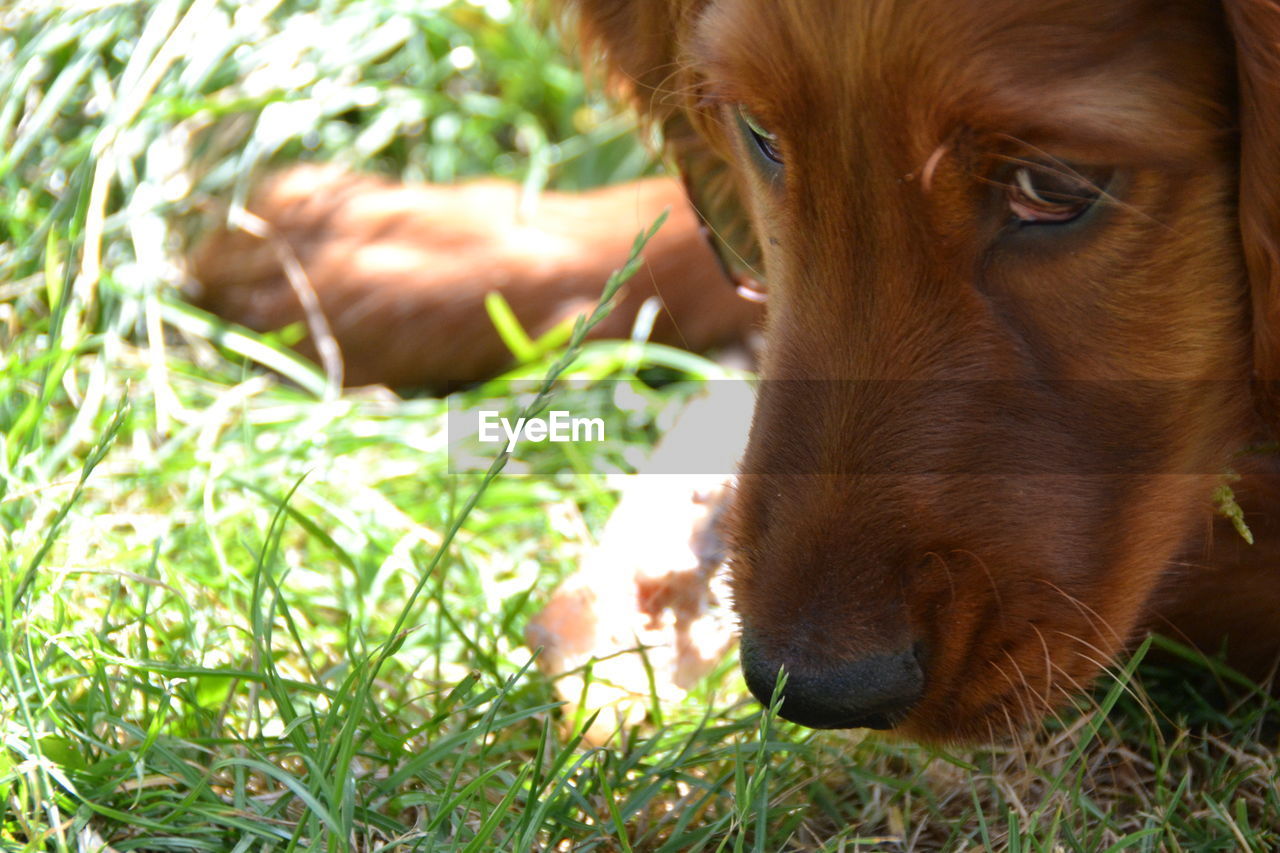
[556,0,1280,741]
[193,1,1280,744]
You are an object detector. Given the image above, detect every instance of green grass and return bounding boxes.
[1,0,1277,849]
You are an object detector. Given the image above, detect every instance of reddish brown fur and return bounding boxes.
[190,166,761,390]
[561,0,1280,741]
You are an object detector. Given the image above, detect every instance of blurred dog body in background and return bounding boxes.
[191,166,761,390]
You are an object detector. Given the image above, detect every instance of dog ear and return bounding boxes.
[559,0,688,99]
[561,0,764,286]
[1224,1,1280,424]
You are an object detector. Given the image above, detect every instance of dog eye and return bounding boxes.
[1006,166,1102,224]
[737,106,783,165]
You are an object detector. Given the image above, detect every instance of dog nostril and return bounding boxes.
[740,635,924,730]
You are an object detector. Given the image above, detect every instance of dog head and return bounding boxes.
[566,0,1280,741]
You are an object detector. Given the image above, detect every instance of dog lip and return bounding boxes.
[771,686,918,730]
[794,707,904,731]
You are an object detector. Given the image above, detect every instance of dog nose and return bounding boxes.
[740,635,924,729]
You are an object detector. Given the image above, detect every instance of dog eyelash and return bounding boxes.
[737,105,783,165]
[1006,165,1100,224]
